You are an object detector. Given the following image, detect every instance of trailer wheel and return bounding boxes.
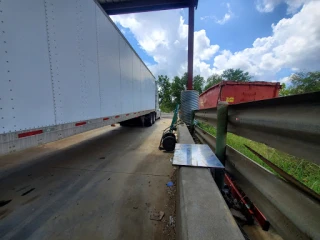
[144,114,152,127]
[152,113,155,124]
[120,121,127,127]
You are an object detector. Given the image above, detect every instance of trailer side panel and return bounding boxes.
[0,0,156,155]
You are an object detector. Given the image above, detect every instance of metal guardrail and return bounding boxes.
[193,108,218,127]
[194,125,320,240]
[194,92,320,240]
[195,92,320,165]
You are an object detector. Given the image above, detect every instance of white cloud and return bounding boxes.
[279,76,291,83]
[200,16,211,21]
[216,3,233,24]
[213,1,320,80]
[111,10,219,79]
[201,3,233,25]
[216,14,231,24]
[256,0,312,14]
[194,30,220,61]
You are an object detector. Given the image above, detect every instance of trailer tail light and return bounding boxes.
[75,121,86,126]
[103,117,110,121]
[115,115,120,118]
[18,130,43,138]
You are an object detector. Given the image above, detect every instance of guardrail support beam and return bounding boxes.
[215,101,228,164]
[213,101,228,189]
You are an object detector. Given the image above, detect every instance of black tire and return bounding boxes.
[120,122,127,127]
[163,136,176,151]
[162,132,175,139]
[152,113,155,124]
[140,116,145,127]
[144,114,152,127]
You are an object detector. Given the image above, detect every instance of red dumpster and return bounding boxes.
[199,81,281,109]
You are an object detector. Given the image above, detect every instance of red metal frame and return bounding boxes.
[225,173,270,231]
[187,2,195,90]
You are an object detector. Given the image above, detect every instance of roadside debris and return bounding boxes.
[169,216,175,226]
[166,181,174,187]
[150,211,165,221]
[230,208,247,222]
[159,211,165,220]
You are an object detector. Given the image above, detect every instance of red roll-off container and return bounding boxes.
[199,81,281,109]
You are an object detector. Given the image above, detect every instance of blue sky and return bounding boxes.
[195,0,287,52]
[111,0,320,83]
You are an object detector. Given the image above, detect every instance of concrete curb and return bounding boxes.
[176,124,244,240]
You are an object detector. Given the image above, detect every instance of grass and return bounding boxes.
[198,122,320,194]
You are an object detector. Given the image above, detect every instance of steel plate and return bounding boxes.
[173,144,224,168]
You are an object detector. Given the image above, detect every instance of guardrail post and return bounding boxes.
[214,101,228,189]
[216,101,228,164]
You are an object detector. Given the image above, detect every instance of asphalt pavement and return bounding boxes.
[0,118,175,240]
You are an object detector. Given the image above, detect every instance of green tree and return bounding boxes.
[279,71,320,96]
[193,75,205,94]
[279,83,291,96]
[157,75,174,112]
[221,68,252,82]
[171,73,187,106]
[204,74,223,91]
[159,72,205,109]
[289,71,320,94]
[171,73,205,105]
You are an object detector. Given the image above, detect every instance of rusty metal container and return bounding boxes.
[199,81,281,109]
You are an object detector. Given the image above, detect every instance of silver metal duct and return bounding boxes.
[180,90,199,125]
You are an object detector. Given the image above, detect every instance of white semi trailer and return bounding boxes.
[0,0,160,156]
